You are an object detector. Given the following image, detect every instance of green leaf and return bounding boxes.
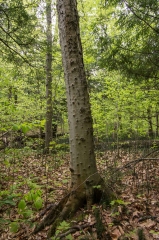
[66,234,73,240]
[10,222,19,233]
[12,124,20,131]
[0,218,10,224]
[110,199,130,206]
[4,199,16,205]
[22,209,32,218]
[62,179,68,184]
[0,198,16,207]
[93,185,101,189]
[18,199,26,210]
[27,180,41,189]
[57,221,70,231]
[4,160,10,167]
[24,192,32,202]
[21,124,30,134]
[34,197,43,210]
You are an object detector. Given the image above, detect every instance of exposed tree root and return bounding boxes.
[55,223,92,239]
[33,193,70,234]
[33,176,115,239]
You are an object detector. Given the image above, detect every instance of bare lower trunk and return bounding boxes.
[57,0,98,189]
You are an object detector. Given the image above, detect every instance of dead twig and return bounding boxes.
[55,223,93,239]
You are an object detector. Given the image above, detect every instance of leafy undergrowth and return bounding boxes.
[0,146,159,239]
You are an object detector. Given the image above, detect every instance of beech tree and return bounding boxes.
[34,0,113,238]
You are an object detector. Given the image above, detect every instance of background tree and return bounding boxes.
[45,0,53,152]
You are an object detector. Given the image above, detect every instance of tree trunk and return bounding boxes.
[147,108,153,138]
[56,0,112,209]
[58,0,99,193]
[45,0,53,152]
[33,0,114,237]
[156,111,159,137]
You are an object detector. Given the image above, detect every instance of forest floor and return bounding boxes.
[0,144,159,239]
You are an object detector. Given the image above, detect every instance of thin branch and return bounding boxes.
[110,148,159,173]
[118,45,159,56]
[125,148,159,168]
[56,223,92,239]
[0,25,33,46]
[0,36,34,67]
[124,0,159,34]
[0,6,10,31]
[124,157,159,168]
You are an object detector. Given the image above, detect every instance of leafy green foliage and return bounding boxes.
[9,221,20,233]
[23,183,43,210]
[0,175,43,234]
[18,199,26,210]
[0,0,38,63]
[93,185,101,189]
[33,196,43,210]
[18,199,33,218]
[0,194,16,207]
[51,221,72,240]
[110,199,130,206]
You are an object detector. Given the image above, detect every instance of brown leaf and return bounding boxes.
[110,227,122,240]
[132,210,140,219]
[140,219,156,228]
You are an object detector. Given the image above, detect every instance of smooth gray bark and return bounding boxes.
[57,0,99,188]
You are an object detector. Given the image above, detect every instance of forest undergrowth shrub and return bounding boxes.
[0,177,44,234]
[51,221,72,240]
[1,150,41,233]
[0,141,69,236]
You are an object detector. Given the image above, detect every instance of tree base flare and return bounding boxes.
[33,178,115,239]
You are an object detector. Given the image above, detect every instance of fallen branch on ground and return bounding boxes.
[55,223,94,239]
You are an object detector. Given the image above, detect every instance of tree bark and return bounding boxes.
[45,0,53,152]
[57,0,99,193]
[147,108,153,138]
[156,111,159,137]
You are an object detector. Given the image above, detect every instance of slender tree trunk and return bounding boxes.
[57,0,101,198]
[45,0,53,152]
[156,111,159,137]
[147,108,153,138]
